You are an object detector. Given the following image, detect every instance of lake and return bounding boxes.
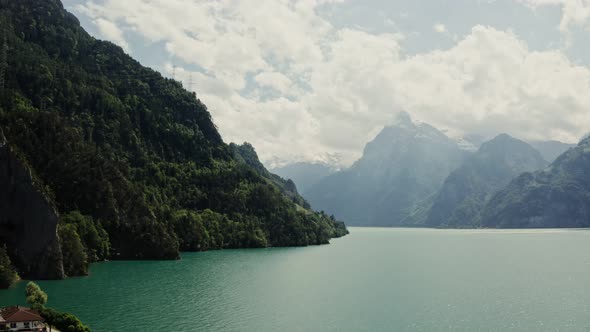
[2,228,590,331]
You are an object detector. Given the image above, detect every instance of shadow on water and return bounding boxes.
[2,228,590,331]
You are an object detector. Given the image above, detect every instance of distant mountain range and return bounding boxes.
[450,135,574,164]
[285,112,586,229]
[424,134,548,228]
[304,112,467,226]
[480,137,590,228]
[528,140,575,163]
[270,162,337,194]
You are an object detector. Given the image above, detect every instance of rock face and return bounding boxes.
[305,112,467,226]
[0,129,64,279]
[480,136,590,228]
[425,134,548,228]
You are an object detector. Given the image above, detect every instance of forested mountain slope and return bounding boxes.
[425,134,547,228]
[480,137,590,228]
[0,0,346,284]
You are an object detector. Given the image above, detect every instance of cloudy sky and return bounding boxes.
[64,0,590,167]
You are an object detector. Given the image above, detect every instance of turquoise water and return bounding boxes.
[2,228,590,331]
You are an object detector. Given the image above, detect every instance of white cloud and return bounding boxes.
[93,17,130,52]
[394,26,590,144]
[518,0,590,34]
[73,1,590,167]
[254,72,298,96]
[433,23,447,33]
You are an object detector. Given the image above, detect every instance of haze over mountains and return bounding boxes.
[271,162,337,194]
[481,137,590,228]
[425,134,548,228]
[528,141,575,163]
[305,112,467,226]
[297,112,585,228]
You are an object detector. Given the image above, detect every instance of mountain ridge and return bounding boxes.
[480,136,590,228]
[0,0,347,284]
[424,134,548,228]
[271,162,337,194]
[305,113,467,226]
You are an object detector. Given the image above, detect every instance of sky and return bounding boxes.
[64,0,590,167]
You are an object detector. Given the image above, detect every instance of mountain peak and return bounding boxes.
[479,134,537,155]
[307,117,465,227]
[479,133,520,149]
[482,135,546,164]
[491,133,513,141]
[425,134,547,228]
[481,133,590,228]
[391,111,414,128]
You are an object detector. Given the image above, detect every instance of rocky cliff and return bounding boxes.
[0,129,64,280]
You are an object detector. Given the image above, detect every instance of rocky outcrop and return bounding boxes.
[0,128,64,279]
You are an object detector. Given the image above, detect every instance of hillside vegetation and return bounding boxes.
[0,0,347,281]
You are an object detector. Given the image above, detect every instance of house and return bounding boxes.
[0,306,47,332]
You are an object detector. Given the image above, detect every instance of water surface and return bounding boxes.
[2,228,590,331]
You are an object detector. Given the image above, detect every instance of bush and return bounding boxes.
[58,224,88,276]
[38,307,91,332]
[61,211,110,262]
[25,282,91,332]
[25,282,47,307]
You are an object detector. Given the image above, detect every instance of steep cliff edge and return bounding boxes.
[0,129,64,280]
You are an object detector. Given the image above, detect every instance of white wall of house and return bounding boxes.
[4,320,44,331]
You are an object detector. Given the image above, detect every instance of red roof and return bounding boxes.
[0,306,44,323]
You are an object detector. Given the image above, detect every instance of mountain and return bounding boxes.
[0,0,347,283]
[271,162,336,194]
[0,129,64,280]
[230,143,312,209]
[425,134,547,228]
[480,136,590,228]
[529,140,575,163]
[461,134,490,148]
[305,112,467,226]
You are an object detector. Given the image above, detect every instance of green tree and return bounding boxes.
[24,283,91,332]
[25,282,47,308]
[37,307,91,332]
[170,209,210,251]
[61,211,110,262]
[58,224,88,276]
